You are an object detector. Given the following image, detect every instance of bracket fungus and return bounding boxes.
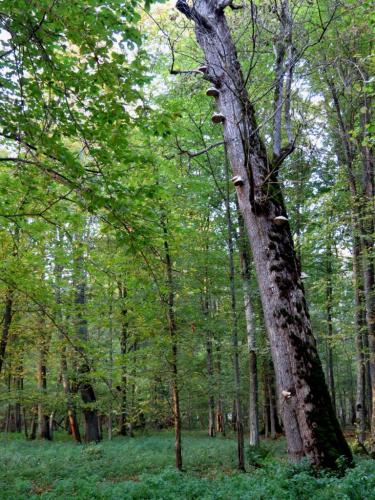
[231,175,244,186]
[282,390,292,399]
[211,113,225,124]
[206,87,220,98]
[273,215,288,225]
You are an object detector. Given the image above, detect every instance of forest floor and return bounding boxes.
[0,430,374,499]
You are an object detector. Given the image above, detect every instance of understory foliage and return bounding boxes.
[1,432,375,500]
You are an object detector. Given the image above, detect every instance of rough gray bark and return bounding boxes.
[176,0,352,468]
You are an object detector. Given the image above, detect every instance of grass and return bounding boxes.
[0,431,374,499]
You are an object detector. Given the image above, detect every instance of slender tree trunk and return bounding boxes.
[15,361,23,433]
[74,248,100,443]
[108,291,114,441]
[203,257,216,438]
[328,74,374,452]
[0,228,18,375]
[237,209,259,447]
[326,239,336,413]
[118,282,128,437]
[224,150,245,471]
[360,101,375,446]
[161,215,182,471]
[176,0,351,468]
[353,232,367,444]
[54,244,81,443]
[0,291,13,375]
[215,341,225,435]
[37,327,51,440]
[268,379,276,440]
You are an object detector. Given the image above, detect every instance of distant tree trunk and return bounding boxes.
[74,247,100,443]
[360,98,375,440]
[353,233,367,444]
[37,320,51,440]
[268,379,277,440]
[118,282,128,437]
[262,368,270,439]
[0,228,18,375]
[49,411,55,440]
[15,361,23,433]
[328,74,374,451]
[176,0,351,468]
[0,290,13,375]
[29,407,37,440]
[203,254,216,438]
[326,238,336,413]
[23,407,28,439]
[108,290,114,441]
[215,341,225,435]
[161,214,182,471]
[54,242,81,443]
[237,208,259,447]
[224,150,245,471]
[353,230,366,444]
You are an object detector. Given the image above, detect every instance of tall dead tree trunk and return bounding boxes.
[176,0,352,468]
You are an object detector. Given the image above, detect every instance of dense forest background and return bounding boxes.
[0,0,374,497]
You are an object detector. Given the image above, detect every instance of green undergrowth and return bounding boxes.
[0,431,374,499]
